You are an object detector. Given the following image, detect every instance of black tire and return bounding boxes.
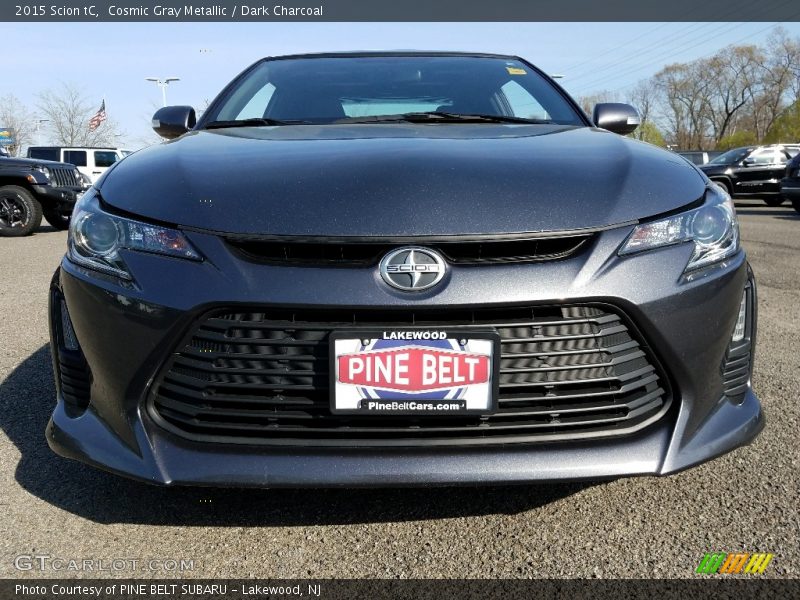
[0,185,43,237]
[43,209,71,230]
[792,195,800,215]
[764,196,785,207]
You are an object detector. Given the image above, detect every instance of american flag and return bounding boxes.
[88,100,107,131]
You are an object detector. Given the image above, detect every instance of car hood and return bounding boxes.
[0,157,73,169]
[99,124,706,237]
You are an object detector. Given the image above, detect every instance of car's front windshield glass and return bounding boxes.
[204,55,586,126]
[709,148,751,165]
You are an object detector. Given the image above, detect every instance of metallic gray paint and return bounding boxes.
[98,125,706,237]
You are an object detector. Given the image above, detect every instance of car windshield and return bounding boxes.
[708,147,751,165]
[203,55,585,126]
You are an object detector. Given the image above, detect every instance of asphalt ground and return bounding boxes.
[0,199,797,580]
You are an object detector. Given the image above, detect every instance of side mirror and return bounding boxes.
[593,103,640,135]
[152,106,196,139]
[741,158,755,167]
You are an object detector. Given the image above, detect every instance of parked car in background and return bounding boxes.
[47,51,761,487]
[677,150,723,166]
[781,152,800,214]
[700,144,798,206]
[27,146,127,183]
[0,153,85,236]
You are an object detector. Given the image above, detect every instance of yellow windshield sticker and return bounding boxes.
[506,67,527,75]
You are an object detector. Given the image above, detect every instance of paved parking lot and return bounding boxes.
[0,199,797,579]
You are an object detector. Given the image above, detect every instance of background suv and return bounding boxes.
[700,144,799,206]
[781,152,800,214]
[27,146,127,183]
[0,152,84,235]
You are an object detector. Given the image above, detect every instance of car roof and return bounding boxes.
[29,146,119,150]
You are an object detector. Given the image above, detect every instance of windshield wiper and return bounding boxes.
[202,118,293,129]
[335,112,553,125]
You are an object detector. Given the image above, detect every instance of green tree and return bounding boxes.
[628,121,666,147]
[716,129,758,150]
[763,101,800,144]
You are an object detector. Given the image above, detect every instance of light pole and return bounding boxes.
[35,118,49,145]
[145,77,180,107]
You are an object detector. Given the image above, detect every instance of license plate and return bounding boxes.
[330,330,500,415]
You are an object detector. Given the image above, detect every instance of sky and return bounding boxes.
[3,21,799,148]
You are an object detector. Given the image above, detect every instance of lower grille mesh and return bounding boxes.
[151,305,670,445]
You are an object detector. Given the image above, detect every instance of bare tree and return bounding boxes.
[702,45,762,145]
[0,94,36,156]
[37,83,121,146]
[653,62,712,149]
[751,28,800,139]
[575,90,620,117]
[626,80,658,141]
[582,27,800,149]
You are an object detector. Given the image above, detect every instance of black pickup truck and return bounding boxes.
[0,148,85,236]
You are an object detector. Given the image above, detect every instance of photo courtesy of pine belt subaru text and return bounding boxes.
[47,52,762,487]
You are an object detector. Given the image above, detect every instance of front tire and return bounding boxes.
[791,195,800,215]
[764,197,785,207]
[0,186,42,237]
[43,209,71,230]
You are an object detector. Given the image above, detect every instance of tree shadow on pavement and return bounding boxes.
[0,345,595,527]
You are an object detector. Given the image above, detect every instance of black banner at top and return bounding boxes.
[4,0,800,22]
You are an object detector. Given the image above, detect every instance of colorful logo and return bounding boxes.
[696,552,774,575]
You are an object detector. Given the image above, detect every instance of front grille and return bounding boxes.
[227,234,592,266]
[50,167,79,188]
[151,305,670,446]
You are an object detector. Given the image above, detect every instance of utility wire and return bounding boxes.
[572,18,795,93]
[565,0,779,84]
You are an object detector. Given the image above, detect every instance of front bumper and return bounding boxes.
[32,184,82,212]
[46,225,763,486]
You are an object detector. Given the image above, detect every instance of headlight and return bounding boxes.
[68,190,201,280]
[34,166,51,181]
[619,185,739,272]
[76,170,91,189]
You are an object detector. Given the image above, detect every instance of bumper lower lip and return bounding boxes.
[45,387,763,487]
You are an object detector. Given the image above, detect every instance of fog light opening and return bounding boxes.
[59,299,80,351]
[732,290,747,343]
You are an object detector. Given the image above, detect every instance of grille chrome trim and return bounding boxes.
[50,167,80,188]
[149,304,672,447]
